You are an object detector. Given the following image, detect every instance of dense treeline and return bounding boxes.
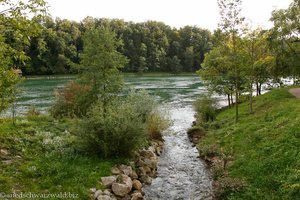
[23,17,212,75]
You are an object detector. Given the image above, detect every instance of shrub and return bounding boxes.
[125,90,156,123]
[50,81,95,118]
[76,90,170,158]
[145,110,170,141]
[77,99,145,158]
[194,95,217,124]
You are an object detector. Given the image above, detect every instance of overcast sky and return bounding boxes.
[47,0,292,31]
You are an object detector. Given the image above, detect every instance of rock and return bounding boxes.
[101,176,117,187]
[97,195,112,200]
[89,188,97,193]
[94,190,103,199]
[111,166,122,175]
[119,165,133,176]
[103,189,112,196]
[157,141,163,146]
[131,192,143,200]
[129,170,138,179]
[142,166,151,174]
[0,149,9,156]
[155,147,162,156]
[2,160,13,165]
[148,146,156,153]
[139,150,156,159]
[136,159,146,168]
[143,158,157,169]
[137,167,146,176]
[132,180,142,190]
[139,175,152,185]
[112,175,132,197]
[121,194,131,200]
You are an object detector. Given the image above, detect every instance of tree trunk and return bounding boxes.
[227,94,231,108]
[256,82,259,96]
[249,82,253,114]
[235,83,239,124]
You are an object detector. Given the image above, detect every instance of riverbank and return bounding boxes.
[194,87,300,199]
[0,116,128,199]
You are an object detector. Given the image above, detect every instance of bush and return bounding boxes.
[76,90,170,158]
[194,95,217,124]
[50,81,95,118]
[145,110,170,141]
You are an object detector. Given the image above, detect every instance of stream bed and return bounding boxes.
[143,105,213,200]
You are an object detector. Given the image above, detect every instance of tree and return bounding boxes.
[217,0,245,123]
[270,0,300,80]
[0,0,46,113]
[79,27,128,113]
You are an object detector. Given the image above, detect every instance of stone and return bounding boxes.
[121,194,131,200]
[143,158,157,169]
[132,180,142,190]
[94,190,103,199]
[111,166,122,175]
[131,192,143,200]
[119,165,133,176]
[129,170,138,179]
[112,175,132,197]
[142,166,151,174]
[101,176,117,188]
[139,150,156,159]
[0,149,9,156]
[137,167,146,176]
[97,195,112,200]
[103,189,111,196]
[2,160,13,165]
[155,147,162,155]
[148,146,156,153]
[139,175,152,185]
[89,188,97,193]
[136,159,146,168]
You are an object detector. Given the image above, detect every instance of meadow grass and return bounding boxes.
[198,87,300,199]
[0,116,125,199]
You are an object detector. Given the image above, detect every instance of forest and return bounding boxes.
[17,17,212,75]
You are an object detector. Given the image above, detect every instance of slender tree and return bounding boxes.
[80,27,128,114]
[217,0,245,123]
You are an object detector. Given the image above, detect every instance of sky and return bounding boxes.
[47,0,292,31]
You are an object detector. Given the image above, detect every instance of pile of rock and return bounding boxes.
[91,141,163,200]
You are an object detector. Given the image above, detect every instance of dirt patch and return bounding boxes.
[289,88,300,99]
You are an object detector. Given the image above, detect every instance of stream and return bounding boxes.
[143,104,213,200]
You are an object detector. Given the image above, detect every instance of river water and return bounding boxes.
[131,75,214,200]
[6,74,214,199]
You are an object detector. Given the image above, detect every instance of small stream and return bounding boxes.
[143,104,213,200]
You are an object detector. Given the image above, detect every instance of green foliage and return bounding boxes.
[50,81,95,118]
[194,95,217,123]
[198,88,300,199]
[80,27,128,108]
[270,0,300,78]
[77,98,146,158]
[0,116,121,199]
[145,110,170,141]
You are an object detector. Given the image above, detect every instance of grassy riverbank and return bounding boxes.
[197,87,300,199]
[0,116,125,199]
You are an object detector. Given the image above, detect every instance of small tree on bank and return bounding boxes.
[79,27,128,113]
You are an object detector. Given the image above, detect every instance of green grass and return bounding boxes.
[198,87,300,199]
[0,116,124,199]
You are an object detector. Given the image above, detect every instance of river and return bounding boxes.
[8,74,214,199]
